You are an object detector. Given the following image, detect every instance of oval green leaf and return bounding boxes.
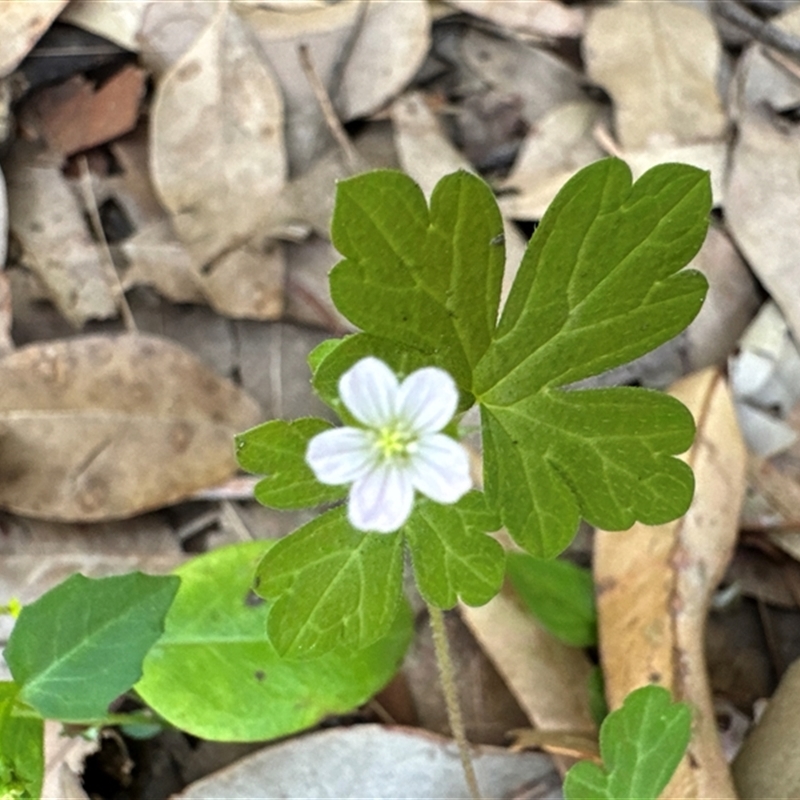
[136,540,412,741]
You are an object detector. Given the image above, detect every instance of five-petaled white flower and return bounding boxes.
[306,357,472,533]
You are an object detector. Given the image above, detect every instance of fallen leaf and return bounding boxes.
[732,657,800,798]
[58,0,150,52]
[0,1,68,78]
[22,64,147,156]
[173,724,561,799]
[150,4,286,266]
[594,368,745,799]
[0,272,14,357]
[0,334,260,521]
[447,0,584,40]
[727,32,800,343]
[5,142,118,326]
[138,0,216,75]
[460,588,597,772]
[584,2,727,150]
[458,29,585,127]
[42,720,95,800]
[0,163,7,268]
[499,100,607,221]
[336,0,430,121]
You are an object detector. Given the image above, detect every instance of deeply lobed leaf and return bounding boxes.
[329,170,505,395]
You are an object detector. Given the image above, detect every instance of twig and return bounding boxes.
[427,603,482,800]
[716,0,800,60]
[297,43,362,173]
[76,155,137,332]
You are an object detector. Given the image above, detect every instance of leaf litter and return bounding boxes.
[1,0,800,797]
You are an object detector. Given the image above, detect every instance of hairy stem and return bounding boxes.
[427,603,482,800]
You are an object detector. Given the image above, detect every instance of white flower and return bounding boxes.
[306,357,472,533]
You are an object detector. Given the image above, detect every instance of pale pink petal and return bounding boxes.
[306,428,376,485]
[397,367,459,434]
[348,463,414,533]
[408,434,472,504]
[339,357,399,428]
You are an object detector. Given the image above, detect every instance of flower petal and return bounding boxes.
[339,357,399,428]
[306,427,376,485]
[397,367,459,434]
[408,433,472,504]
[348,463,414,533]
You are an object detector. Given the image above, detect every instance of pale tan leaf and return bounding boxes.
[336,0,430,121]
[727,47,800,344]
[5,143,117,326]
[59,0,150,52]
[0,334,261,521]
[499,100,606,221]
[240,1,364,169]
[732,657,800,799]
[584,2,727,150]
[0,272,14,357]
[138,1,217,75]
[460,589,596,771]
[0,1,68,78]
[594,369,745,799]
[447,0,584,40]
[150,5,286,266]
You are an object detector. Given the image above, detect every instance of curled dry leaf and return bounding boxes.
[584,2,727,151]
[0,0,69,78]
[5,143,117,327]
[594,368,746,799]
[0,334,261,521]
[150,5,287,267]
[447,0,584,40]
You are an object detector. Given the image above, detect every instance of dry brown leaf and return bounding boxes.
[732,657,800,798]
[460,588,597,772]
[584,2,727,150]
[0,334,260,521]
[727,46,800,344]
[499,100,606,221]
[447,0,584,40]
[0,1,68,78]
[150,5,286,267]
[5,142,118,327]
[22,64,147,157]
[594,369,745,799]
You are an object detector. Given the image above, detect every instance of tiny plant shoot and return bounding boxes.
[0,158,711,799]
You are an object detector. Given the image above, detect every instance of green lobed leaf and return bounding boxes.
[475,160,710,556]
[136,542,411,741]
[0,682,43,800]
[404,492,504,609]
[563,685,692,800]
[329,169,505,395]
[506,552,597,647]
[5,573,179,722]
[235,418,346,509]
[254,507,405,658]
[308,332,469,416]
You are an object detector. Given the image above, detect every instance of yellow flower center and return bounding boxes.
[374,425,416,461]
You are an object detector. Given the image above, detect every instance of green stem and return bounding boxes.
[427,603,482,800]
